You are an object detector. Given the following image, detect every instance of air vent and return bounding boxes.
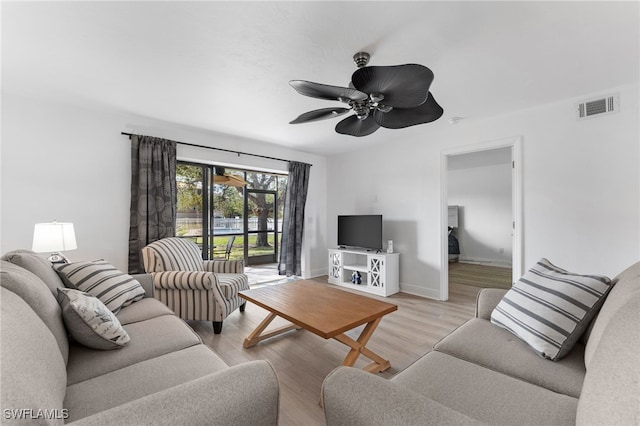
[576,94,619,120]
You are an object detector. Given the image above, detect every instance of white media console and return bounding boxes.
[327,248,400,297]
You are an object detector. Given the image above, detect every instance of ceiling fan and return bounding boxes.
[213,167,247,187]
[289,52,444,137]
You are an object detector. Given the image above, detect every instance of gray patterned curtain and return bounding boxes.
[128,135,177,273]
[278,161,311,276]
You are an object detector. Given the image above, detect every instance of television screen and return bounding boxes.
[337,215,383,250]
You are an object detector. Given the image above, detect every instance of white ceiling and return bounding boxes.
[2,1,638,155]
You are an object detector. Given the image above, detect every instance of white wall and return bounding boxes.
[1,92,328,278]
[4,83,637,294]
[327,83,639,299]
[448,156,513,266]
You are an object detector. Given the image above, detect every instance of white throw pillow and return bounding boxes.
[55,260,145,314]
[490,258,612,360]
[57,288,130,350]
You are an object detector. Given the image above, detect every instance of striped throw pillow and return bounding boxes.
[490,258,612,361]
[55,260,145,314]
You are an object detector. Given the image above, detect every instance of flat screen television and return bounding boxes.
[337,215,383,250]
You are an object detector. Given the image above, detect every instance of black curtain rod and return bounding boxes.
[121,132,311,166]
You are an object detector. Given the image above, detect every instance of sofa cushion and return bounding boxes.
[57,288,130,350]
[576,293,640,426]
[0,260,69,364]
[54,260,145,314]
[115,297,174,325]
[1,288,67,424]
[65,361,279,426]
[584,260,640,367]
[393,351,578,425]
[66,313,201,385]
[491,258,612,360]
[323,366,484,426]
[64,345,227,422]
[434,318,585,397]
[1,249,66,295]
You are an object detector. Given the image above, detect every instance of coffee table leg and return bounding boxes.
[243,312,302,348]
[334,317,391,373]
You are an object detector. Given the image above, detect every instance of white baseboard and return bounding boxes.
[399,282,441,300]
[459,257,512,269]
[305,268,327,279]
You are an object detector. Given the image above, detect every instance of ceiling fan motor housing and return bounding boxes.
[353,52,370,68]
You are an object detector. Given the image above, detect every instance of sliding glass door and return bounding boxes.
[212,168,244,261]
[176,162,286,265]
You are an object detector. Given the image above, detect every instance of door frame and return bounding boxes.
[244,187,279,266]
[439,136,523,301]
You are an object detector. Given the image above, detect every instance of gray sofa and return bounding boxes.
[322,261,639,426]
[0,250,280,425]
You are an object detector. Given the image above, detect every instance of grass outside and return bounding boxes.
[183,234,277,261]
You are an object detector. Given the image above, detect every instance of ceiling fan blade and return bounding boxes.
[373,92,444,129]
[289,80,368,102]
[335,115,380,137]
[351,64,434,108]
[290,107,350,124]
[226,175,248,187]
[213,174,248,187]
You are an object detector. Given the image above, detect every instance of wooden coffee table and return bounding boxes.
[239,280,397,373]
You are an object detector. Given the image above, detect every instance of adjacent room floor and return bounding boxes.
[449,261,512,289]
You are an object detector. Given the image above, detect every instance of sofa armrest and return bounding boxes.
[70,360,279,426]
[132,273,154,298]
[151,271,215,290]
[203,259,245,274]
[322,367,483,426]
[475,288,509,319]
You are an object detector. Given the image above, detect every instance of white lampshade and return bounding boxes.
[32,222,78,252]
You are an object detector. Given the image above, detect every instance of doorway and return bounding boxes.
[439,137,523,301]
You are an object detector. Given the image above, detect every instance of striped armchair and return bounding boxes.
[141,237,250,334]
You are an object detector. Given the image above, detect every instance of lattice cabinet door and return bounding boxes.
[329,251,342,281]
[368,256,386,290]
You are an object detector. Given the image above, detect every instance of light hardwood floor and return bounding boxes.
[188,277,480,426]
[449,261,513,289]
